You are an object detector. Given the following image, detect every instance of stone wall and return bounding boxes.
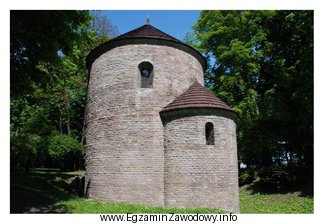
[163,111,239,212]
[85,43,204,206]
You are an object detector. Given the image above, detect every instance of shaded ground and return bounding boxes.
[245,181,313,197]
[10,169,84,213]
[10,168,313,214]
[11,186,67,213]
[10,169,225,214]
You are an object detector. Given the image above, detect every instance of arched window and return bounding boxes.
[205,122,215,145]
[138,62,153,88]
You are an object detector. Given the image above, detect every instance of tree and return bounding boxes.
[10,10,92,97]
[48,133,84,171]
[91,11,119,37]
[10,10,114,171]
[193,10,313,185]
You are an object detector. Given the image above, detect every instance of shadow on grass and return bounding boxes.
[245,181,313,197]
[10,169,83,213]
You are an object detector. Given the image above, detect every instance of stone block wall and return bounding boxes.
[163,111,239,212]
[85,43,203,206]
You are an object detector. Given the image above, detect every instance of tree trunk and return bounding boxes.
[63,76,71,136]
[59,115,63,134]
[80,92,88,145]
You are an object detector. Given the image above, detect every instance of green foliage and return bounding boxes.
[48,134,83,160]
[47,133,84,171]
[10,99,50,169]
[10,131,41,167]
[258,166,294,187]
[257,165,313,191]
[10,10,114,171]
[10,10,93,96]
[239,169,256,186]
[193,10,313,183]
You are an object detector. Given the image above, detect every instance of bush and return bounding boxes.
[239,169,256,186]
[10,131,42,171]
[258,166,296,189]
[48,133,84,171]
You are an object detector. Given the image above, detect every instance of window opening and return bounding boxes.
[205,122,215,145]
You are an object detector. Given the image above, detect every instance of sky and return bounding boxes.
[100,10,201,41]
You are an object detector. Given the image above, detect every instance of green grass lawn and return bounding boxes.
[240,184,313,213]
[10,168,313,214]
[57,199,226,214]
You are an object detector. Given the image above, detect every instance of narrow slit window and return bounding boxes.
[205,122,215,145]
[138,62,153,88]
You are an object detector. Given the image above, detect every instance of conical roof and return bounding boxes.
[114,24,183,43]
[86,24,206,70]
[161,82,233,113]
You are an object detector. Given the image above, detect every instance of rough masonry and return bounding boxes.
[84,24,239,212]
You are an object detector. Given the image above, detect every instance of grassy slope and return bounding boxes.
[10,169,313,214]
[240,185,313,214]
[57,199,225,214]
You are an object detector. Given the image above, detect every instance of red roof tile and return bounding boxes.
[161,82,233,113]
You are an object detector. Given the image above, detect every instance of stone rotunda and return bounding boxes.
[84,23,239,212]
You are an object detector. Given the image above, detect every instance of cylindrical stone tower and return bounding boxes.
[85,24,206,206]
[160,82,239,213]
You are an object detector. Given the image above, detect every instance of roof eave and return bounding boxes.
[159,107,238,123]
[86,37,207,71]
